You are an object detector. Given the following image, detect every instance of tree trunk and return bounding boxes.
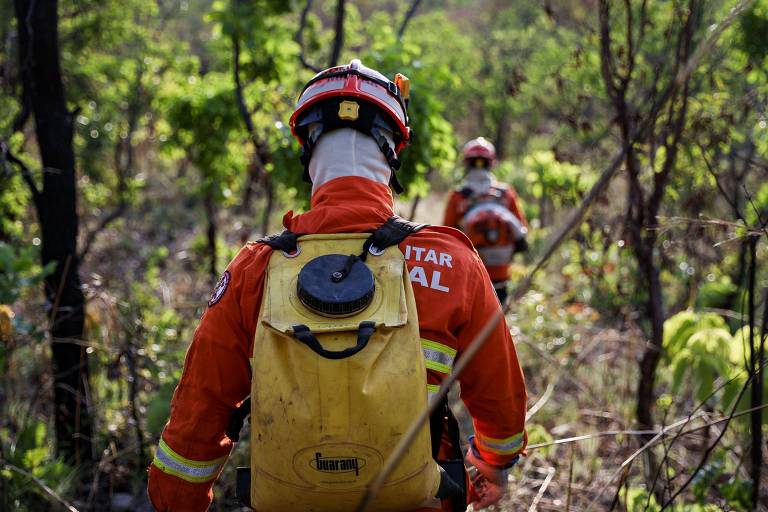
[240,161,258,214]
[232,32,273,226]
[14,0,93,465]
[493,97,510,162]
[260,174,274,236]
[408,167,435,221]
[635,246,665,429]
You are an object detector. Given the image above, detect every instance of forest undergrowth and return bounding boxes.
[2,175,766,512]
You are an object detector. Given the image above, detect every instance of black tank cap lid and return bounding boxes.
[297,254,375,317]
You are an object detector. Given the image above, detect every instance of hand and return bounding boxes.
[465,444,507,509]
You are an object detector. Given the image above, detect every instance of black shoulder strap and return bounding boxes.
[363,215,427,254]
[489,185,506,201]
[459,186,473,198]
[328,215,428,284]
[257,230,303,253]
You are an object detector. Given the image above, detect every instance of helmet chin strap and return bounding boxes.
[370,125,404,194]
[307,128,398,195]
[300,123,324,184]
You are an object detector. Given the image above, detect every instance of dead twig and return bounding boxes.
[1,139,40,201]
[231,31,273,231]
[2,462,80,512]
[659,372,755,510]
[565,445,575,512]
[356,302,507,512]
[523,335,605,420]
[581,379,767,510]
[397,0,423,41]
[78,204,127,260]
[528,467,556,512]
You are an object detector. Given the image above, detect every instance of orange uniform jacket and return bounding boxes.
[443,184,527,282]
[148,177,527,511]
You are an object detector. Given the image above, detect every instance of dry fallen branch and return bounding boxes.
[659,396,757,509]
[524,334,605,420]
[651,216,765,243]
[582,368,767,510]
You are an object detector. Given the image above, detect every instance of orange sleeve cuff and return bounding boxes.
[147,464,214,512]
[472,430,528,467]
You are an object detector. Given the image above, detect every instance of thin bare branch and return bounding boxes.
[232,31,274,231]
[327,0,345,67]
[78,204,126,260]
[565,446,575,512]
[78,57,145,261]
[2,462,80,512]
[397,0,423,41]
[233,35,256,138]
[659,368,755,509]
[294,0,321,73]
[11,92,31,133]
[698,142,747,223]
[1,139,40,199]
[584,358,768,511]
[744,183,768,232]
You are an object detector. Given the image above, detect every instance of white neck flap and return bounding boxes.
[463,168,493,196]
[309,128,393,195]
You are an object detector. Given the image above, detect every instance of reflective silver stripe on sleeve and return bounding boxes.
[153,440,224,483]
[421,339,456,376]
[423,347,453,368]
[427,384,440,403]
[475,432,525,455]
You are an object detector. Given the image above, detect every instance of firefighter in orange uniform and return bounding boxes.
[148,60,527,511]
[443,138,528,304]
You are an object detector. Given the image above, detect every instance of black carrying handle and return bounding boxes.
[225,321,377,441]
[292,321,375,360]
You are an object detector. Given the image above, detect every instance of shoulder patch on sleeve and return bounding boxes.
[208,270,231,307]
